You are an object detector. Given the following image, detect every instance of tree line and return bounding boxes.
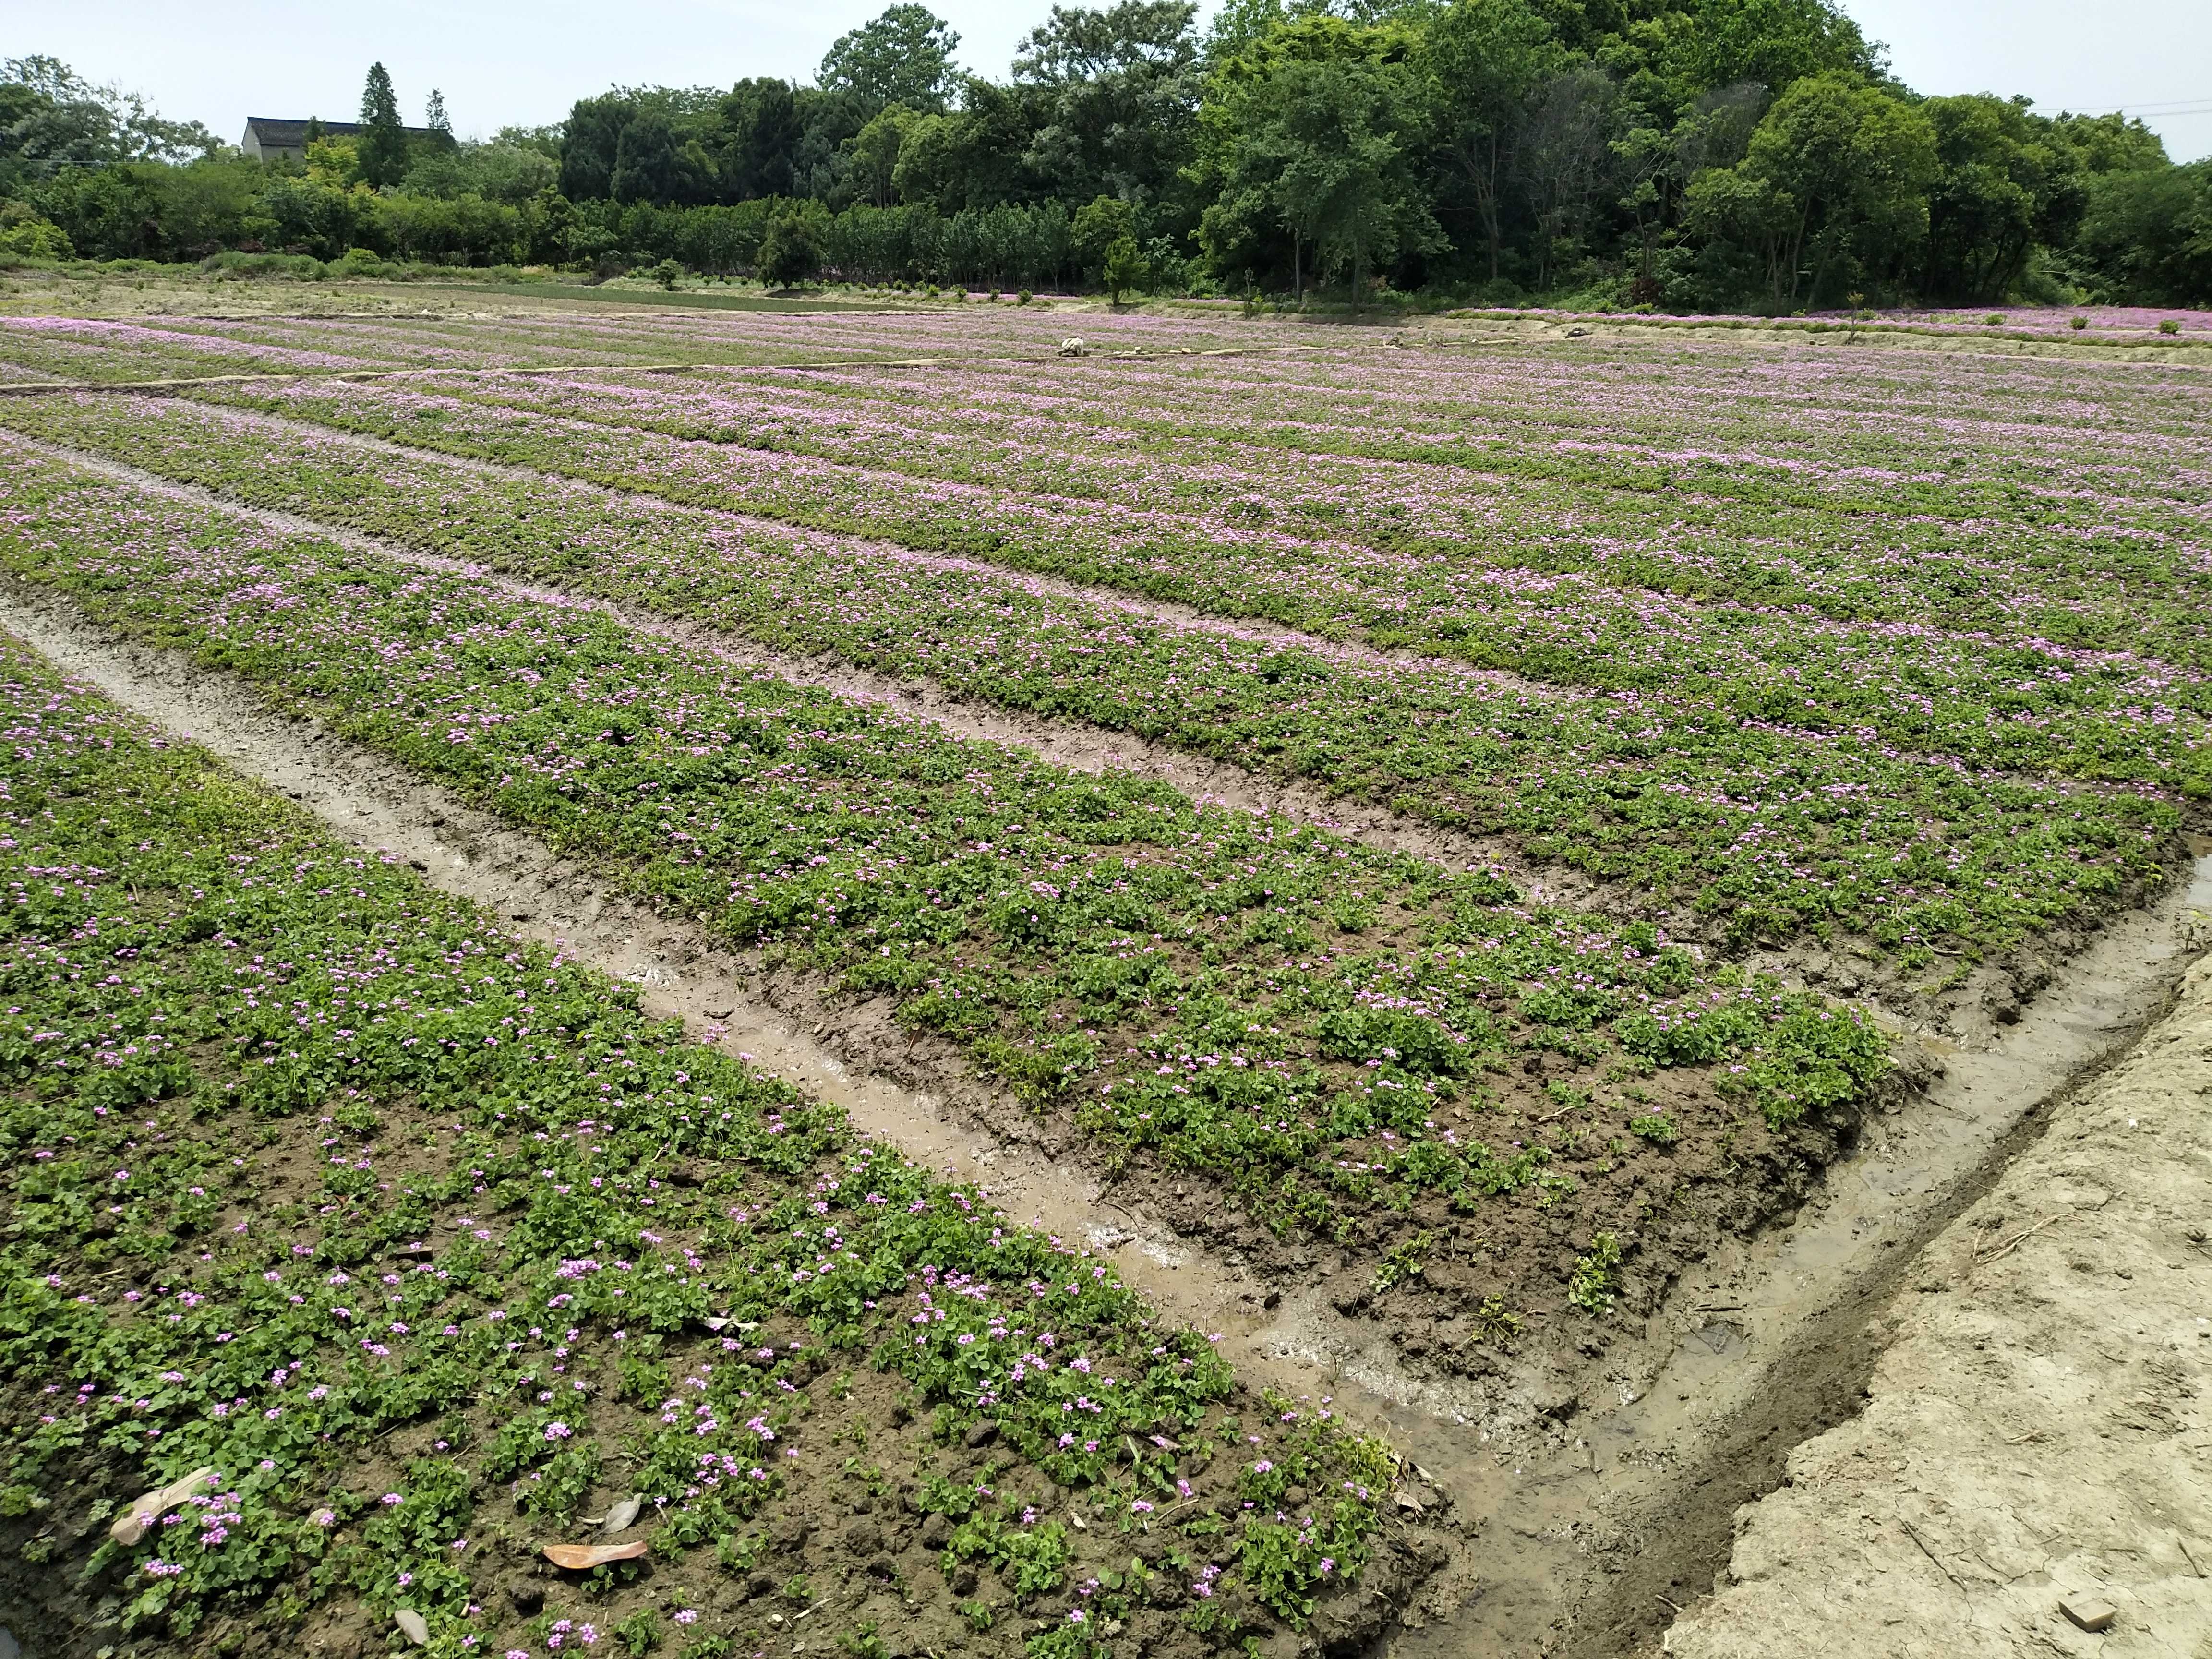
[2,1,2207,310]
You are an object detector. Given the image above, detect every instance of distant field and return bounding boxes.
[0,300,2203,1656]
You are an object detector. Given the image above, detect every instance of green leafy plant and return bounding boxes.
[1568,1233,1624,1316]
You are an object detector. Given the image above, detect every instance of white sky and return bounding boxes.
[7,0,2207,159]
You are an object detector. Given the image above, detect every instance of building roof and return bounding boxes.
[242,117,439,147]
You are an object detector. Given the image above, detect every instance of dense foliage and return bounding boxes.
[2,6,2206,307]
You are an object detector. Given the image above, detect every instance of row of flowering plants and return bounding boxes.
[0,634,1423,1655]
[0,447,1889,1289]
[0,384,2187,975]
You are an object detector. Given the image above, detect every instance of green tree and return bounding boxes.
[0,54,218,187]
[1514,63,1617,289]
[1101,231,1148,299]
[1422,0,1560,281]
[758,209,824,286]
[1917,95,2079,304]
[1684,71,1936,309]
[611,109,680,204]
[1015,2,1202,207]
[1072,190,1137,278]
[819,5,962,112]
[358,62,410,188]
[716,78,803,200]
[845,104,918,207]
[2073,160,2212,305]
[2049,110,2167,177]
[558,95,629,200]
[1673,0,1877,104]
[1198,19,1438,303]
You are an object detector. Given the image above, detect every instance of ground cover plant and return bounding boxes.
[0,385,2189,979]
[0,442,1890,1334]
[203,342,2212,705]
[0,307,1274,385]
[0,630,1441,1658]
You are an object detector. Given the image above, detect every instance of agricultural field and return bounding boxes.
[0,297,2205,1659]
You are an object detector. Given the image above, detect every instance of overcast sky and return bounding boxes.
[9,0,2208,159]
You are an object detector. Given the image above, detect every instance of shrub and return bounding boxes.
[1102,235,1147,304]
[758,214,822,288]
[0,212,74,261]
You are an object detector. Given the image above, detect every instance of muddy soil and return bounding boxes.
[1377,848,2212,1659]
[14,574,2212,1658]
[1661,935,2212,1659]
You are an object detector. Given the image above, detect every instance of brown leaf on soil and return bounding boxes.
[543,1540,649,1569]
[108,1466,220,1546]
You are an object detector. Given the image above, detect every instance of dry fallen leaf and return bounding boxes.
[394,1607,430,1646]
[109,1467,219,1546]
[543,1540,649,1570]
[599,1495,642,1535]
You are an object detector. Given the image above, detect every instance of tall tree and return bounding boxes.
[717,78,803,200]
[424,88,452,138]
[557,94,631,200]
[1422,0,1560,280]
[844,104,918,207]
[610,109,679,203]
[358,62,410,188]
[819,5,962,112]
[1198,18,1439,301]
[1917,96,2078,304]
[1015,3,1202,206]
[2074,160,2212,306]
[0,54,218,182]
[1515,63,1616,289]
[1684,71,1936,309]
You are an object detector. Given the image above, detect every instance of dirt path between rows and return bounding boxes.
[1661,940,2212,1659]
[12,577,2212,1656]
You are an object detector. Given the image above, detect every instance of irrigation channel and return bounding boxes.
[8,562,2209,1657]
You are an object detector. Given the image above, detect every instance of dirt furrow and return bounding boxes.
[1660,936,2212,1659]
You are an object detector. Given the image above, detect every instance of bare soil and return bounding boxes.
[1662,935,2212,1659]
